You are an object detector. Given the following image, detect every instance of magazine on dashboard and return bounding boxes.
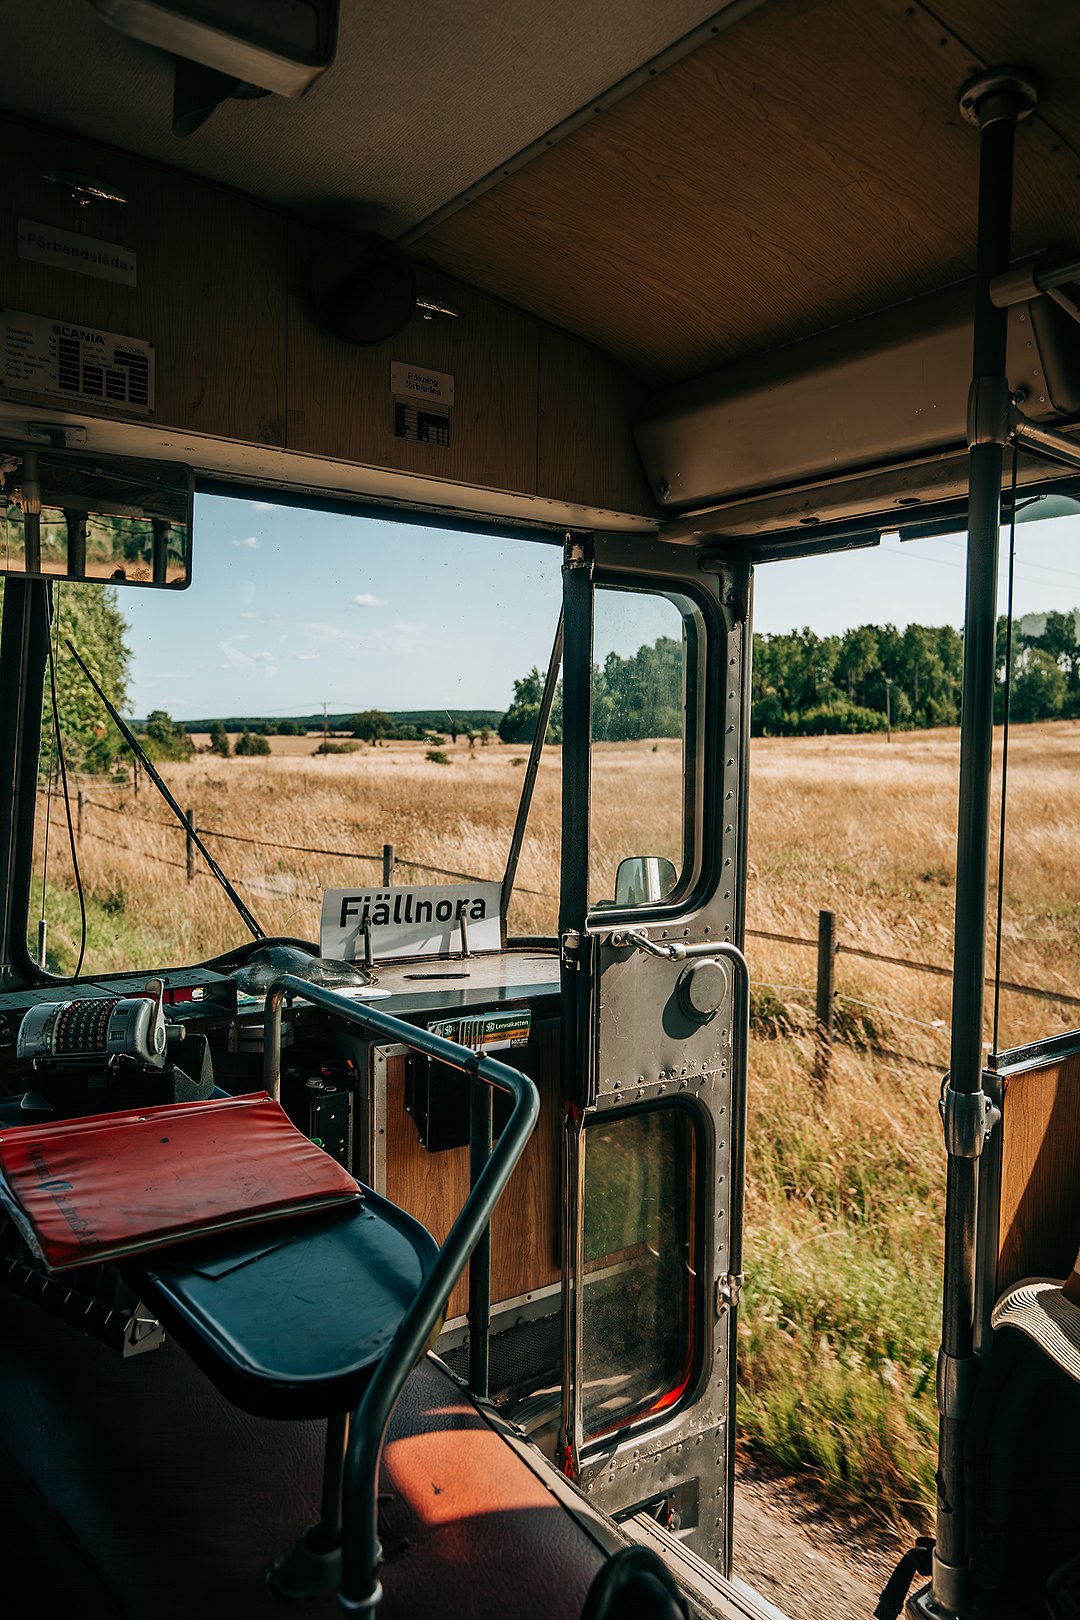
[0,1091,360,1273]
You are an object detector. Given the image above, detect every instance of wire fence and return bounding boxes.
[37,786,558,899]
[745,922,1080,1012]
[35,790,1080,1035]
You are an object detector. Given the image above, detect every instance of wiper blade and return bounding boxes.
[500,608,562,925]
[65,639,266,941]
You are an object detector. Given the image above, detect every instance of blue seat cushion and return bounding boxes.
[123,1189,439,1419]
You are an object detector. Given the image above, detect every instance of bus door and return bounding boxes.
[558,531,750,1574]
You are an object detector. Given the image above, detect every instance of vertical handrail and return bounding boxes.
[262,975,539,1611]
[468,1078,492,1398]
[934,69,1036,1620]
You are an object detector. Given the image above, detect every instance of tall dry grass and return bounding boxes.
[32,735,689,971]
[28,721,1080,1526]
[737,720,1080,1531]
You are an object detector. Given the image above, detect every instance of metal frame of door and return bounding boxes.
[557,528,752,1573]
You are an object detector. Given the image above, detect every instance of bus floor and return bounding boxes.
[0,1291,608,1619]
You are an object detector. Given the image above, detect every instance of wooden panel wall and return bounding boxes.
[0,115,287,447]
[286,223,539,495]
[537,325,656,517]
[384,1029,561,1321]
[1,111,658,518]
[997,1051,1080,1295]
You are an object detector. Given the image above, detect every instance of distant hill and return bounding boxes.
[163,710,505,733]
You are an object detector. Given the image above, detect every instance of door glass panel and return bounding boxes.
[582,1106,698,1440]
[589,586,702,911]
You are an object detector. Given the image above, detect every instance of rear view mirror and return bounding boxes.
[0,441,192,588]
[614,856,678,908]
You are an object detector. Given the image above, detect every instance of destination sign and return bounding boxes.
[320,881,501,961]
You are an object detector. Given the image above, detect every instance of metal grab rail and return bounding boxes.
[261,975,540,1613]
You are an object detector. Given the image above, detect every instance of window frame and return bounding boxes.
[584,571,721,933]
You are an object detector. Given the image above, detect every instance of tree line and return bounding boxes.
[26,580,1080,783]
[752,610,1080,735]
[499,635,684,744]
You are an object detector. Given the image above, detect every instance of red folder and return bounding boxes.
[0,1092,360,1273]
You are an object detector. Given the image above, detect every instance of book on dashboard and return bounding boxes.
[0,1091,361,1273]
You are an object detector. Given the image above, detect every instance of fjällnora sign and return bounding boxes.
[320,882,501,960]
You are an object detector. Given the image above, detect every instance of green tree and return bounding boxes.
[499,668,563,744]
[351,709,396,743]
[1011,647,1067,723]
[235,729,271,756]
[208,720,231,757]
[40,583,132,776]
[835,624,879,705]
[142,709,194,762]
[591,636,683,741]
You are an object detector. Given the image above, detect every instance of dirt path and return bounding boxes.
[732,1452,916,1620]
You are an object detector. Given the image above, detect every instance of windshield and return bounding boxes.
[24,496,562,976]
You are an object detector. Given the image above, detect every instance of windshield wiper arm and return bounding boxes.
[499,608,562,931]
[65,639,266,941]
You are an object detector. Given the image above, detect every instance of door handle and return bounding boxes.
[608,927,724,962]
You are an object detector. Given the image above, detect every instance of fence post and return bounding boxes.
[383,842,395,887]
[77,790,85,841]
[815,908,836,1090]
[186,808,196,882]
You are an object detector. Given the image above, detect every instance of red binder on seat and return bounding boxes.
[0,1091,360,1273]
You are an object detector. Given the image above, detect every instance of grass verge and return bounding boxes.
[737,1024,943,1530]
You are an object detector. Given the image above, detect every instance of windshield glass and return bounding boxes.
[24,496,562,976]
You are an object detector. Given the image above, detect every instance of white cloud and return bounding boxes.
[304,623,350,641]
[232,536,260,549]
[239,611,259,619]
[348,593,388,608]
[252,502,277,511]
[294,651,318,661]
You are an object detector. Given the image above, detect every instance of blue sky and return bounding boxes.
[121,495,1080,719]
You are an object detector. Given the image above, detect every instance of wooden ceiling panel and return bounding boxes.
[411,0,1080,390]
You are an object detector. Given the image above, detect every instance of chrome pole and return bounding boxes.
[928,67,1039,1620]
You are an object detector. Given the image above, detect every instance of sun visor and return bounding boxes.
[635,263,1080,517]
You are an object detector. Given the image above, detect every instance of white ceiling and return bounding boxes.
[0,0,728,236]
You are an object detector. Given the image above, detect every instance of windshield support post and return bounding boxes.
[0,578,51,990]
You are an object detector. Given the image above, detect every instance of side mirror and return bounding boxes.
[614,855,678,908]
[0,441,193,588]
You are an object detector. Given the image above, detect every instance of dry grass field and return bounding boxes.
[27,720,1080,1529]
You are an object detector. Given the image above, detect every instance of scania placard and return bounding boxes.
[1,308,154,414]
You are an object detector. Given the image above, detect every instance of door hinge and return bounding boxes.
[716,1272,744,1313]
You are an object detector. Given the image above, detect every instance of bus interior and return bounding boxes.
[2,3,1080,1618]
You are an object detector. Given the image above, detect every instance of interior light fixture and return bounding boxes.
[89,0,338,136]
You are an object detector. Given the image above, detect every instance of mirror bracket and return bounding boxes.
[26,423,87,449]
